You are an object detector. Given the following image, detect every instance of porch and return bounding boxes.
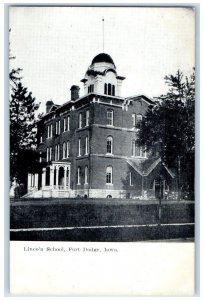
[27,161,72,197]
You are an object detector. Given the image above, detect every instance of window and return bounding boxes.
[58,120,60,134]
[108,83,112,95]
[49,147,52,161]
[136,114,143,127]
[46,147,52,161]
[130,172,133,186]
[57,144,60,160]
[88,84,94,93]
[85,136,89,155]
[63,118,67,132]
[78,138,81,156]
[85,166,88,184]
[78,113,82,129]
[77,167,81,185]
[104,83,107,94]
[47,126,49,138]
[67,116,70,131]
[131,140,146,157]
[47,124,52,138]
[112,85,115,96]
[39,151,42,163]
[63,142,66,158]
[67,141,70,157]
[55,120,60,135]
[107,110,113,126]
[107,136,113,154]
[55,145,57,160]
[50,124,52,137]
[131,140,136,156]
[106,166,113,184]
[55,144,60,160]
[135,146,141,157]
[46,148,49,162]
[132,113,136,127]
[104,83,115,96]
[86,110,89,126]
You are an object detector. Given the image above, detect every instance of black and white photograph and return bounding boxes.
[8,5,196,296]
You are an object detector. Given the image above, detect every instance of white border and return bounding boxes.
[1,1,202,299]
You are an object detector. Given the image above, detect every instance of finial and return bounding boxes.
[102,18,104,52]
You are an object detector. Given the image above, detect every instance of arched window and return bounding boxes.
[67,116,70,131]
[49,147,52,161]
[107,109,113,126]
[106,166,113,184]
[46,148,49,162]
[78,138,81,157]
[104,83,107,94]
[63,118,67,132]
[86,110,89,126]
[55,145,58,161]
[112,85,115,96]
[67,141,70,157]
[77,167,81,185]
[85,136,89,155]
[50,124,53,137]
[57,144,60,160]
[107,136,113,154]
[108,83,112,95]
[78,113,82,129]
[63,142,66,158]
[85,166,88,184]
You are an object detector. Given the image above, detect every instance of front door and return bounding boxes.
[155,178,164,200]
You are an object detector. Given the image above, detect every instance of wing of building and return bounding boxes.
[25,53,177,199]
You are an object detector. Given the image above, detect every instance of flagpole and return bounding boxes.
[102,18,104,52]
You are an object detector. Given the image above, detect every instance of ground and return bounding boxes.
[10,198,195,242]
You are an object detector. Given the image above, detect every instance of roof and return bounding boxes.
[91,53,115,67]
[125,94,154,105]
[127,157,174,178]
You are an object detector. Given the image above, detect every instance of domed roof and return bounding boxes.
[91,53,115,66]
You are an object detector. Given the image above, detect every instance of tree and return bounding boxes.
[136,69,195,199]
[10,47,41,192]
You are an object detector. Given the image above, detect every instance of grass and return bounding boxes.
[10,198,194,241]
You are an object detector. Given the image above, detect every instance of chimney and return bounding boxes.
[70,85,80,101]
[46,100,54,113]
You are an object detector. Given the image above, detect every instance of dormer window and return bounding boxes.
[104,83,107,94]
[104,83,115,96]
[88,84,94,93]
[112,85,115,96]
[108,83,111,95]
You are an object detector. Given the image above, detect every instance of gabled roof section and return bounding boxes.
[127,157,175,178]
[50,104,60,112]
[125,94,154,105]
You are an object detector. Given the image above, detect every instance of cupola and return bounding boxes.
[81,53,125,97]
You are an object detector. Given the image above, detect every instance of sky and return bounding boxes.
[9,6,195,113]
